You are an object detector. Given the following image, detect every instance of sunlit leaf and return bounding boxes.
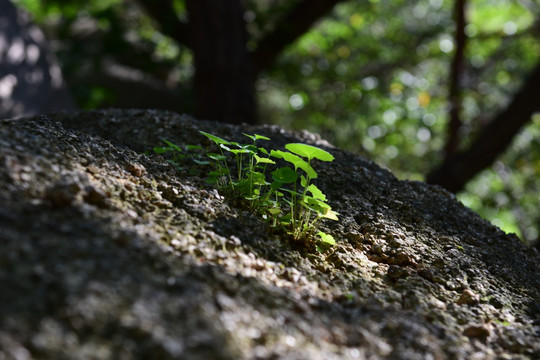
[285,143,334,162]
[243,133,271,141]
[207,153,226,161]
[254,155,275,164]
[317,231,336,245]
[307,184,326,201]
[199,131,231,145]
[270,150,317,178]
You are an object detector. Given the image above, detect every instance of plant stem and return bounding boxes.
[218,147,233,187]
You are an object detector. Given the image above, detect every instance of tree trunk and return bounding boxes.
[444,0,467,158]
[186,0,256,124]
[253,0,349,75]
[426,61,540,193]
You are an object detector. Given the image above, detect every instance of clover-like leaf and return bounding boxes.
[285,143,334,162]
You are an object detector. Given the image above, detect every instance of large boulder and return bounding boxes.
[0,109,538,359]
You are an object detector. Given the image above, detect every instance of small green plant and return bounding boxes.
[153,140,207,174]
[199,131,338,248]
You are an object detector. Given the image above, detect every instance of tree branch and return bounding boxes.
[444,0,467,158]
[252,0,349,75]
[426,60,540,193]
[135,0,191,49]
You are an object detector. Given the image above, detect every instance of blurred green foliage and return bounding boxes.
[258,0,540,243]
[13,0,540,244]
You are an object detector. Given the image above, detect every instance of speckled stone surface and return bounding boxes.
[0,109,538,359]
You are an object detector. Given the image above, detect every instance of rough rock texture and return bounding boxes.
[0,109,539,360]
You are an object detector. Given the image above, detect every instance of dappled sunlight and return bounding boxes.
[0,1,73,118]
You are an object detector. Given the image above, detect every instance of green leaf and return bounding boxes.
[228,148,250,155]
[162,140,182,152]
[271,167,298,183]
[270,181,282,189]
[307,184,326,201]
[270,150,317,178]
[254,155,275,165]
[209,168,229,176]
[243,133,271,142]
[250,171,267,185]
[303,196,329,214]
[244,144,258,152]
[207,153,227,161]
[254,134,271,141]
[269,149,284,159]
[199,131,231,145]
[186,144,202,151]
[280,189,302,197]
[323,209,339,221]
[285,143,334,162]
[301,164,317,179]
[317,231,336,245]
[280,213,292,225]
[153,147,168,154]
